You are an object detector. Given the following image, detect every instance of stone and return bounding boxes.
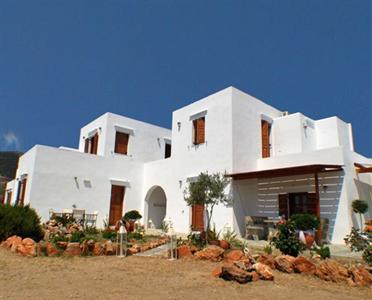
[104,241,114,255]
[10,237,23,253]
[93,243,104,256]
[220,263,254,284]
[223,249,244,263]
[315,260,349,282]
[2,236,22,250]
[46,242,59,257]
[275,255,296,273]
[64,242,82,256]
[56,241,68,250]
[348,266,372,287]
[127,247,139,255]
[17,238,37,257]
[211,266,223,277]
[253,262,274,280]
[194,245,225,262]
[177,245,192,258]
[257,254,276,269]
[293,256,316,275]
[249,271,260,282]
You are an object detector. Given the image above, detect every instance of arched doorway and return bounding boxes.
[145,186,167,229]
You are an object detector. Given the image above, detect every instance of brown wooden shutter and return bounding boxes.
[261,120,270,158]
[278,194,289,219]
[20,178,27,206]
[193,117,205,145]
[192,204,204,231]
[84,138,89,153]
[109,185,125,226]
[115,132,129,155]
[307,192,318,215]
[91,133,99,155]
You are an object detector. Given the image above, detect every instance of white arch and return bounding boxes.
[144,185,167,229]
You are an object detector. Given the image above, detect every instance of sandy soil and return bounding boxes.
[0,249,371,300]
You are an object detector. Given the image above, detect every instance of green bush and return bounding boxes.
[70,231,85,243]
[315,245,331,259]
[0,204,44,241]
[123,210,142,221]
[102,230,117,241]
[128,232,143,240]
[270,221,303,257]
[290,214,320,231]
[344,227,369,252]
[352,200,368,214]
[362,245,372,266]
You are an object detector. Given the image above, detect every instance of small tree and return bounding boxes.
[352,199,368,229]
[184,172,232,236]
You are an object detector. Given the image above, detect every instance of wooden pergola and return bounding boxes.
[227,164,343,243]
[354,163,372,174]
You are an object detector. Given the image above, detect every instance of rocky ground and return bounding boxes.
[0,248,371,300]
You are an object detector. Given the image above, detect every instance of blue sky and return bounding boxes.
[0,0,371,156]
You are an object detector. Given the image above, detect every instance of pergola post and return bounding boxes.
[314,172,322,244]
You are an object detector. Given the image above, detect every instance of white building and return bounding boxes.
[4,87,372,244]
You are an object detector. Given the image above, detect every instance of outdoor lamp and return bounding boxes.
[116,221,128,258]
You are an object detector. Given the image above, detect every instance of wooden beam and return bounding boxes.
[354,162,372,173]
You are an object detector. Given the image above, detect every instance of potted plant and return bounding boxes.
[352,199,368,229]
[207,226,220,246]
[122,210,142,233]
[289,214,320,248]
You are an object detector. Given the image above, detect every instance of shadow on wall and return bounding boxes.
[232,171,344,241]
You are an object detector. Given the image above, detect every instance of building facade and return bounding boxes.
[4,87,372,244]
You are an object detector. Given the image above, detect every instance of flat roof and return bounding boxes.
[228,164,343,180]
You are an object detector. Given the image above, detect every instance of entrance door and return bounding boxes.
[191,204,204,231]
[109,185,125,226]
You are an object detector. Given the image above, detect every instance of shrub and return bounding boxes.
[123,210,142,221]
[222,229,240,246]
[0,204,44,241]
[207,225,220,242]
[128,232,143,240]
[52,214,75,227]
[263,245,273,255]
[102,229,117,241]
[270,221,303,257]
[362,245,372,266]
[187,231,205,249]
[315,245,331,259]
[70,231,85,243]
[290,214,320,231]
[352,199,368,214]
[344,227,369,252]
[84,226,99,235]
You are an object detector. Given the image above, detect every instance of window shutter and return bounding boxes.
[20,178,27,206]
[261,120,270,158]
[115,132,129,155]
[91,133,99,154]
[84,138,89,153]
[192,204,204,231]
[278,194,289,219]
[193,117,205,145]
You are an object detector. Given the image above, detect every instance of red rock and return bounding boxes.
[220,263,254,283]
[46,242,59,257]
[275,255,296,273]
[64,242,82,256]
[249,271,260,282]
[223,249,244,263]
[177,245,192,258]
[56,241,68,250]
[93,243,104,256]
[257,254,276,269]
[2,236,22,250]
[253,262,274,280]
[127,247,138,255]
[104,241,114,255]
[293,256,316,275]
[17,238,37,257]
[315,260,349,282]
[348,266,372,287]
[364,225,372,232]
[212,266,223,277]
[219,240,230,250]
[194,245,225,262]
[10,237,23,253]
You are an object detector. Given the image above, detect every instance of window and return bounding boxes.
[114,132,129,155]
[6,190,12,205]
[278,192,317,219]
[193,117,205,145]
[165,143,171,158]
[16,177,27,206]
[84,133,99,155]
[261,120,271,158]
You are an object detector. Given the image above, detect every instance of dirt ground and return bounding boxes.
[0,249,371,300]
